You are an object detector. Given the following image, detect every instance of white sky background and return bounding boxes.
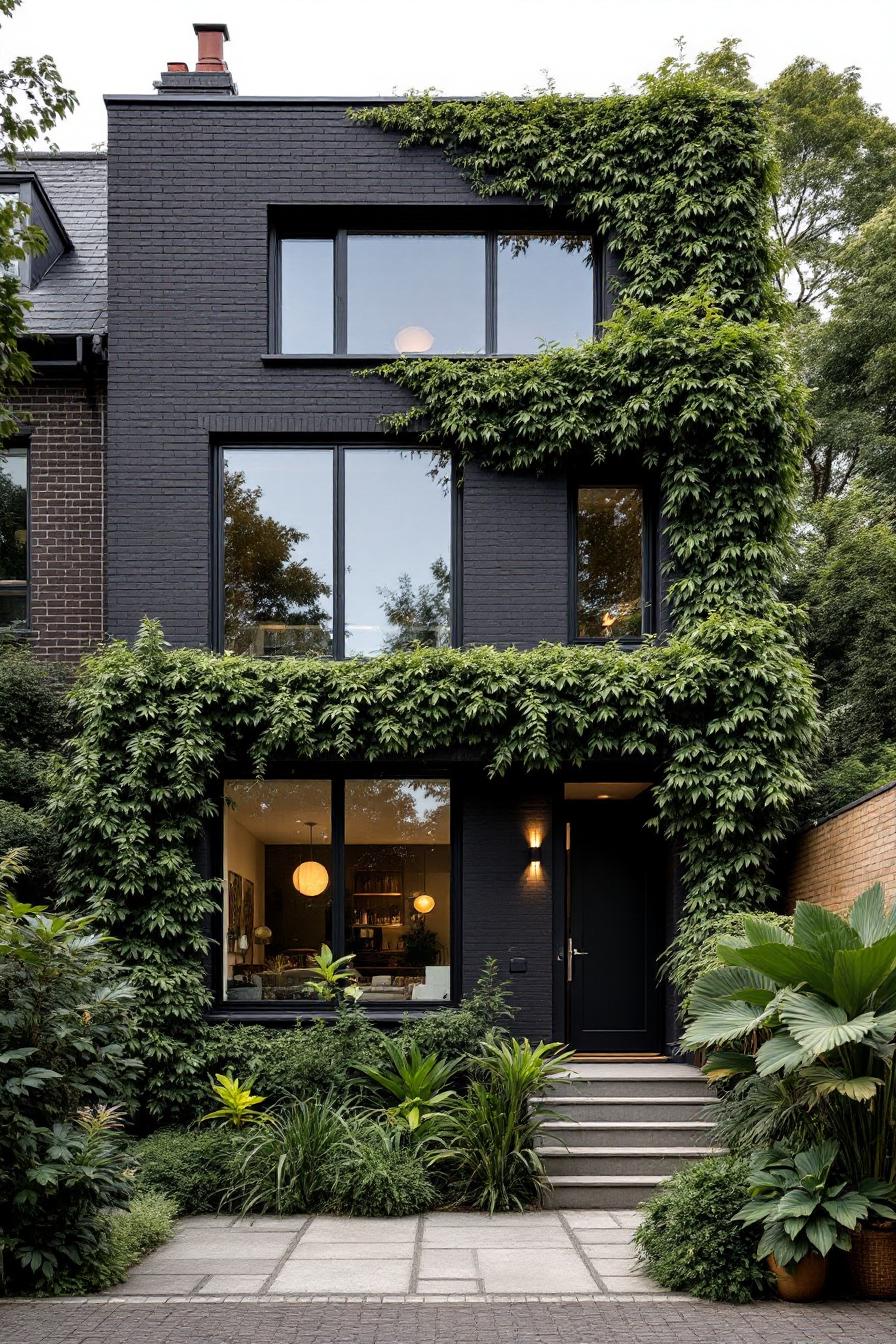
[4,0,896,151]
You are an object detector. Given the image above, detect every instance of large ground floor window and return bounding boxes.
[222,776,451,1006]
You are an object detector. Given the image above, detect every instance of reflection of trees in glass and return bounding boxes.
[345,778,450,846]
[498,232,592,261]
[0,456,27,581]
[378,558,450,651]
[577,488,642,638]
[223,467,330,655]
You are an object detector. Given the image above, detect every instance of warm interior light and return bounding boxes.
[597,793,610,799]
[413,892,435,915]
[394,324,434,354]
[292,820,329,896]
[254,925,272,943]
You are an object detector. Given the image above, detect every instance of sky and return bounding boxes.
[5,0,896,151]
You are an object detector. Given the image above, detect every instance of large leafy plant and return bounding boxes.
[0,856,142,1292]
[355,1037,458,1132]
[735,1140,896,1267]
[683,885,896,1182]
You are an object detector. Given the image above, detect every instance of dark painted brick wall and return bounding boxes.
[461,776,556,1041]
[12,373,105,660]
[105,98,571,648]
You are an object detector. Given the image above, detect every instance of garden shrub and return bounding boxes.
[132,1126,238,1214]
[74,1192,177,1294]
[329,1121,437,1217]
[634,1155,768,1302]
[0,642,65,903]
[229,1094,356,1215]
[0,859,142,1294]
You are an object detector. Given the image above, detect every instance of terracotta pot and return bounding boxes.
[768,1251,828,1302]
[849,1225,896,1300]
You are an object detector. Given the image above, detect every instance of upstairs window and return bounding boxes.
[222,445,452,658]
[575,486,644,640]
[0,445,27,631]
[276,230,595,356]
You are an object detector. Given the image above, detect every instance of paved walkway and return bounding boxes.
[4,1299,895,1344]
[101,1209,656,1300]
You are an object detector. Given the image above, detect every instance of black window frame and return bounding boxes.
[0,437,30,634]
[569,478,657,645]
[213,441,459,658]
[209,769,461,1020]
[270,223,606,358]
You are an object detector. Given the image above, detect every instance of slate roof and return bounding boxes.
[15,152,107,336]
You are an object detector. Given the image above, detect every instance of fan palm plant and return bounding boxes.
[682,885,896,1183]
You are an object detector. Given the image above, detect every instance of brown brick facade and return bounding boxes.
[12,370,105,661]
[785,782,896,915]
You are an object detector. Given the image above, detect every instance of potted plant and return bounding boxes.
[735,1141,896,1301]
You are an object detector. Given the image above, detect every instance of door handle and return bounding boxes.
[566,938,589,982]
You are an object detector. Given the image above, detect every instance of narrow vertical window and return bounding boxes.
[345,778,451,1002]
[0,445,27,630]
[223,447,333,656]
[576,486,643,639]
[343,449,451,656]
[280,237,334,354]
[223,780,333,1003]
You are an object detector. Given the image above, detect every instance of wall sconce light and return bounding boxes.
[528,841,543,866]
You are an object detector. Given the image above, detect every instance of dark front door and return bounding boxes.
[567,799,664,1053]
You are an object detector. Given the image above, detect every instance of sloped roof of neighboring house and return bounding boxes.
[14,152,107,336]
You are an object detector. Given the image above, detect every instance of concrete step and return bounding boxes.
[547,1064,710,1100]
[539,1146,720,1177]
[537,1095,717,1122]
[538,1120,716,1148]
[545,1175,668,1210]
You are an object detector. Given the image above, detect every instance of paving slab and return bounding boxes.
[131,1258,282,1276]
[289,1242,415,1261]
[574,1227,633,1244]
[418,1248,478,1278]
[269,1259,413,1293]
[601,1274,660,1293]
[416,1278,480,1293]
[198,1276,269,1293]
[476,1248,597,1293]
[153,1232,294,1258]
[113,1274,206,1295]
[300,1217,418,1242]
[559,1212,619,1228]
[232,1216,308,1231]
[421,1225,570,1248]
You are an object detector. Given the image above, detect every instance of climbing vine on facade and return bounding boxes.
[50,87,816,1105]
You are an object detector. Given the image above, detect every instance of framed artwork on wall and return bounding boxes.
[228,870,242,941]
[243,879,255,941]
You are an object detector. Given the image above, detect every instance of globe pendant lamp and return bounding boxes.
[293,821,329,897]
[412,847,435,914]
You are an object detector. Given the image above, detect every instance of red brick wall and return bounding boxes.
[12,371,105,661]
[785,783,896,915]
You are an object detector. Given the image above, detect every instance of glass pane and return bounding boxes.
[223,780,333,1002]
[280,238,334,353]
[0,590,26,631]
[224,448,333,657]
[497,234,593,352]
[577,487,643,638]
[0,448,27,584]
[345,779,451,1003]
[344,449,451,656]
[347,234,485,354]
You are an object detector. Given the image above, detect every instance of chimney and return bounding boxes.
[155,21,237,95]
[194,23,229,73]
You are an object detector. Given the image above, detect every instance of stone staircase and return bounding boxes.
[537,1062,720,1208]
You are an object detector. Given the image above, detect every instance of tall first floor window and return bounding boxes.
[0,444,27,630]
[222,445,452,658]
[223,777,452,1005]
[576,485,644,639]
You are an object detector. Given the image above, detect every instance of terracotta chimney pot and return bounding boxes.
[167,61,189,73]
[193,22,230,73]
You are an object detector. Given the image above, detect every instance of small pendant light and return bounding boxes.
[412,846,435,914]
[293,820,329,897]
